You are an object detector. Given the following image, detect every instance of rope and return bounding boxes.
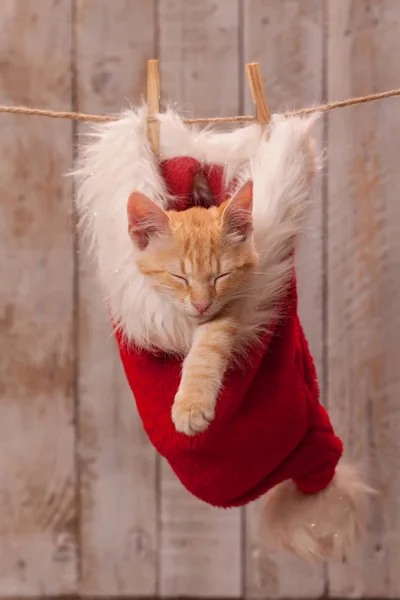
[0,88,400,124]
[0,105,116,123]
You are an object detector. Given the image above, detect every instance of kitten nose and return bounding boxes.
[192,300,212,314]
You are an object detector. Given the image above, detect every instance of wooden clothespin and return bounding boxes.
[245,62,271,124]
[146,59,161,155]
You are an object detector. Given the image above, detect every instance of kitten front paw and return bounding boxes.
[172,393,215,436]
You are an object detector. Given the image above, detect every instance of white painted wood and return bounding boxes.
[160,460,242,597]
[327,1,400,596]
[75,1,158,595]
[158,1,242,596]
[159,0,240,119]
[243,1,325,597]
[0,0,77,594]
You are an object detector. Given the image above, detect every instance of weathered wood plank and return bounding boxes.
[159,0,240,118]
[160,462,242,598]
[158,1,242,596]
[327,0,400,596]
[75,1,158,595]
[0,0,77,594]
[243,1,325,597]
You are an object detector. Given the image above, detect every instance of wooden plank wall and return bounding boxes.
[0,1,77,595]
[0,0,399,598]
[327,2,400,597]
[75,2,158,596]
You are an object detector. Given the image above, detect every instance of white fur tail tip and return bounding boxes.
[261,464,376,562]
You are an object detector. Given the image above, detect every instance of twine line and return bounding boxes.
[0,88,399,124]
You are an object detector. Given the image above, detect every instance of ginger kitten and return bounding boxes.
[127,178,258,435]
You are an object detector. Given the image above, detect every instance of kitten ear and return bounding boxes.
[127,191,169,250]
[222,181,253,240]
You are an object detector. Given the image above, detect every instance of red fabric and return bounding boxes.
[114,157,343,508]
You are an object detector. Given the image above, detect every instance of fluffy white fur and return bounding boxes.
[73,106,371,561]
[74,105,319,353]
[262,463,375,562]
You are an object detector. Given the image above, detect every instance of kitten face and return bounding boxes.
[127,182,258,320]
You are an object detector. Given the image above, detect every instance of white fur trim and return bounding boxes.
[73,106,319,352]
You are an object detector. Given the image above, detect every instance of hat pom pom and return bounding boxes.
[261,463,375,562]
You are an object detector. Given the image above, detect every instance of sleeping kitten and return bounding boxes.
[127,175,258,436]
[125,118,318,437]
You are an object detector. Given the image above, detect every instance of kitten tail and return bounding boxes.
[261,463,375,562]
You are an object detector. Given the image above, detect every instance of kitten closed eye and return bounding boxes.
[169,273,189,285]
[214,273,231,284]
